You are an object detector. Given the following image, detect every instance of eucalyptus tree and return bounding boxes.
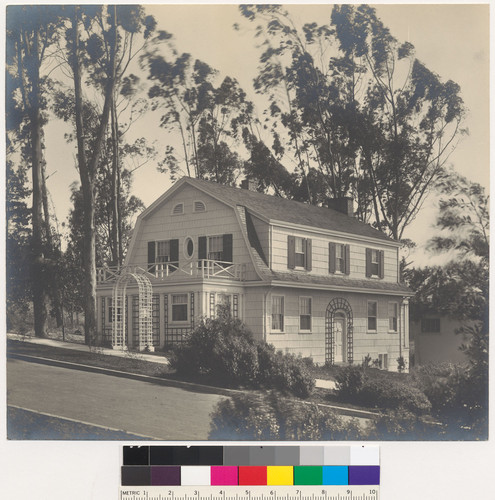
[6,5,64,337]
[64,5,156,343]
[143,36,253,185]
[240,5,466,239]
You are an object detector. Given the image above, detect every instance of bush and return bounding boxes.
[335,364,365,399]
[358,378,431,415]
[367,409,436,440]
[170,316,315,397]
[209,392,364,440]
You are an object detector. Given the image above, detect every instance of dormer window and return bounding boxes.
[288,236,312,271]
[172,203,184,215]
[194,200,206,212]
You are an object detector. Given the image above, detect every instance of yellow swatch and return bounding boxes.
[267,466,294,485]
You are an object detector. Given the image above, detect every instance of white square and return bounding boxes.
[350,446,380,465]
[180,466,211,485]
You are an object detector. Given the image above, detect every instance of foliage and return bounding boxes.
[239,4,465,239]
[367,409,435,440]
[209,392,363,440]
[335,364,365,399]
[170,316,315,398]
[143,38,253,183]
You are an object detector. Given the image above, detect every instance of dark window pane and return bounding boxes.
[172,304,188,322]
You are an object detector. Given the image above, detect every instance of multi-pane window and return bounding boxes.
[368,301,377,331]
[370,249,380,276]
[272,296,284,331]
[388,302,398,332]
[295,237,305,267]
[421,318,441,333]
[156,240,171,263]
[336,244,345,273]
[208,235,224,261]
[299,297,312,331]
[171,294,188,322]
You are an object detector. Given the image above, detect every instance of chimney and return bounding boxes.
[327,197,354,217]
[240,178,258,191]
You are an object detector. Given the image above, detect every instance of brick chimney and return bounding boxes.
[240,178,258,191]
[327,197,354,217]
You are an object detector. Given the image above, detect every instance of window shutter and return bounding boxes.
[170,239,179,262]
[148,241,156,272]
[365,248,372,277]
[288,236,295,269]
[379,250,385,279]
[305,239,312,271]
[344,244,351,275]
[329,242,336,273]
[223,233,233,262]
[198,236,207,260]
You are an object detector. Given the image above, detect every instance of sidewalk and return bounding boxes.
[7,333,336,389]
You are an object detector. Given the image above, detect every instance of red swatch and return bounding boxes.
[238,466,267,485]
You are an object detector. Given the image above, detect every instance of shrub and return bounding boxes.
[209,392,365,440]
[335,364,365,399]
[358,378,431,415]
[367,409,436,440]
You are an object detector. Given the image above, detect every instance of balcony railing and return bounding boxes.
[96,260,247,284]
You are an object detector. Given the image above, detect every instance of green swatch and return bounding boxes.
[294,466,323,485]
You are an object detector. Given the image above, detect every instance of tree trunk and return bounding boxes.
[30,28,48,338]
[110,99,121,266]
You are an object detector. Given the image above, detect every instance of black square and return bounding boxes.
[123,446,149,465]
[150,447,175,465]
[198,446,224,465]
[173,446,200,465]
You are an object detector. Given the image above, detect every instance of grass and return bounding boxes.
[7,406,152,440]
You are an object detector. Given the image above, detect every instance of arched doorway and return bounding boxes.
[325,298,353,365]
[112,270,153,351]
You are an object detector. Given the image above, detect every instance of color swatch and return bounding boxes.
[122,446,379,486]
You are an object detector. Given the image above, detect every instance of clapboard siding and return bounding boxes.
[271,227,398,282]
[266,288,407,368]
[128,184,255,277]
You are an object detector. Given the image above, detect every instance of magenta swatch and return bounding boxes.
[211,466,238,485]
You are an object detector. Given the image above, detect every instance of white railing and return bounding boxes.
[96,260,246,283]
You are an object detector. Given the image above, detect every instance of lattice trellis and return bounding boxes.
[325,298,354,365]
[112,270,153,351]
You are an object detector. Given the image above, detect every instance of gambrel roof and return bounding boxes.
[185,177,394,243]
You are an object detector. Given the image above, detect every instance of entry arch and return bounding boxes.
[325,298,354,365]
[112,269,153,351]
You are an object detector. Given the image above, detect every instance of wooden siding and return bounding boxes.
[265,287,408,369]
[271,227,398,282]
[127,184,256,278]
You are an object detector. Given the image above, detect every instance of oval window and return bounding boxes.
[185,237,194,258]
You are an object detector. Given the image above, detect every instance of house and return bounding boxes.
[95,177,413,371]
[410,314,471,366]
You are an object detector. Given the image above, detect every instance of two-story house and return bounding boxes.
[95,176,413,371]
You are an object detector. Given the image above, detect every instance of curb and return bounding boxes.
[8,349,378,421]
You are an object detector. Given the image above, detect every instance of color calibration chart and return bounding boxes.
[120,446,380,500]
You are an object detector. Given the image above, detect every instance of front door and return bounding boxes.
[334,315,347,363]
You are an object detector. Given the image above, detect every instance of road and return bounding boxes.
[7,357,226,440]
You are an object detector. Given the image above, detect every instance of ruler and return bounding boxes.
[119,486,379,500]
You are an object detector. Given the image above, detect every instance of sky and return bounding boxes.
[38,2,490,266]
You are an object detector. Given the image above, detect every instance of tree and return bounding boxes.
[144,38,253,184]
[64,5,156,343]
[239,4,466,239]
[6,6,63,337]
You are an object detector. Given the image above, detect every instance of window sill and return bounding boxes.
[299,330,312,335]
[367,330,377,334]
[170,320,190,325]
[270,331,285,335]
[388,330,398,334]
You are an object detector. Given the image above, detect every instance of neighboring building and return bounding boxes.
[95,177,413,371]
[410,315,471,365]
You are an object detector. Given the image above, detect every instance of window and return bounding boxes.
[194,201,206,212]
[335,244,345,273]
[388,302,398,332]
[208,235,224,260]
[217,294,232,316]
[172,203,184,215]
[184,237,194,259]
[299,297,312,331]
[368,301,377,331]
[288,236,312,270]
[366,248,384,278]
[421,318,441,334]
[378,353,389,370]
[329,242,350,274]
[272,296,284,332]
[156,240,171,263]
[295,237,305,267]
[171,294,188,322]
